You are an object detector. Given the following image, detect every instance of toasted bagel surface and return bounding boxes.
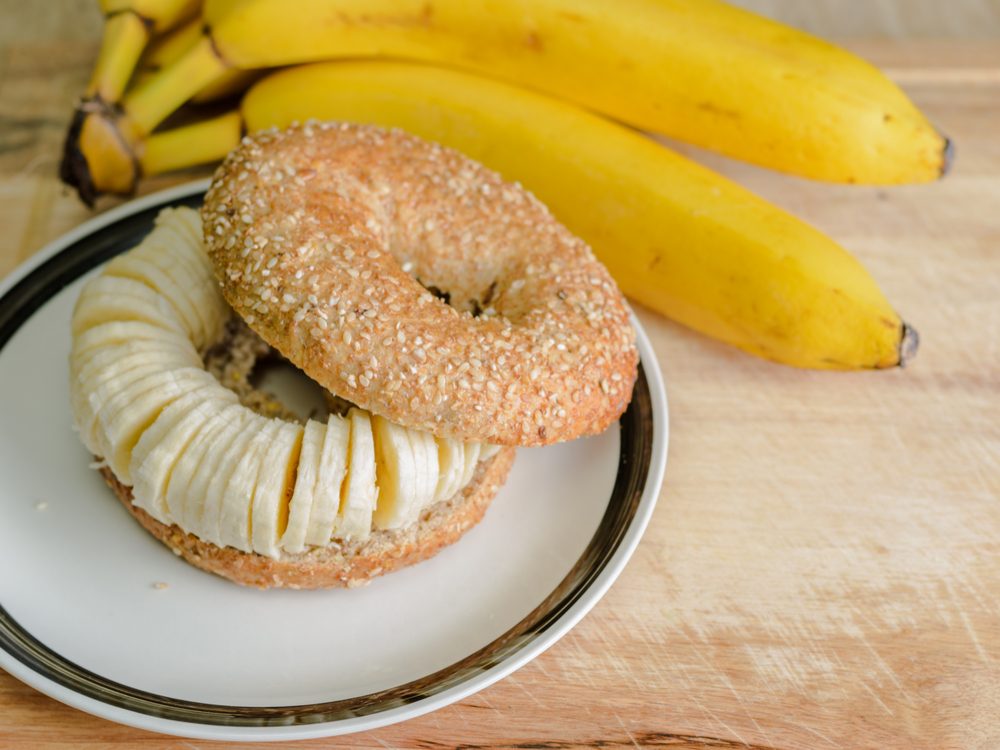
[203,123,637,446]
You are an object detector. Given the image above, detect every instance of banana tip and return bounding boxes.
[940,135,955,179]
[898,322,919,367]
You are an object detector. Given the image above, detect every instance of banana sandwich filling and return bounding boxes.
[70,207,498,559]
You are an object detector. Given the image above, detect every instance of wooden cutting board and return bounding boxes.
[1,37,998,750]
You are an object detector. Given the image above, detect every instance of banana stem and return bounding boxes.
[138,110,243,176]
[125,36,232,134]
[137,15,203,74]
[86,11,152,102]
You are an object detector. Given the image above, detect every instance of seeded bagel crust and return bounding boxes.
[203,123,637,447]
[99,446,515,589]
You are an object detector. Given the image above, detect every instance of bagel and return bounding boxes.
[202,122,638,446]
[69,207,509,587]
[70,124,638,588]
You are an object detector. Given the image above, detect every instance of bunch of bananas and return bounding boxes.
[61,0,947,370]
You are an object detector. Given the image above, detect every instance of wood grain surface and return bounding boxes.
[1,20,999,750]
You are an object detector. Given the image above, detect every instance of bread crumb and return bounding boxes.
[152,582,169,590]
[35,501,48,511]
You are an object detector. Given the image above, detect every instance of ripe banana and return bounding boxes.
[282,419,328,553]
[70,206,499,556]
[301,415,351,547]
[168,402,246,530]
[138,111,243,178]
[250,421,304,558]
[238,61,914,370]
[134,16,265,104]
[332,408,378,542]
[86,0,201,104]
[62,0,948,202]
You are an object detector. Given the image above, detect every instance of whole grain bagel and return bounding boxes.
[69,207,511,585]
[202,123,638,447]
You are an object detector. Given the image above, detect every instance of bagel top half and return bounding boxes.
[202,122,638,447]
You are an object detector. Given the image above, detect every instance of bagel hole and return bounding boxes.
[418,278,499,318]
[205,316,354,424]
[249,356,332,423]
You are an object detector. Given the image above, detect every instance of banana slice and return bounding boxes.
[128,222,229,346]
[282,419,327,553]
[165,402,249,531]
[250,421,304,558]
[434,437,467,502]
[103,254,208,346]
[93,367,223,484]
[156,207,205,256]
[130,387,237,523]
[71,338,200,386]
[71,275,186,336]
[72,353,203,452]
[302,414,350,548]
[71,321,191,360]
[408,427,440,512]
[333,408,377,541]
[460,441,482,489]
[371,414,421,530]
[197,412,263,546]
[130,245,228,348]
[218,418,284,552]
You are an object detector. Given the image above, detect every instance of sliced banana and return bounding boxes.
[282,419,327,553]
[130,387,237,523]
[371,413,421,530]
[198,413,264,546]
[250,421,304,558]
[71,338,200,386]
[409,428,440,512]
[333,408,377,541]
[71,209,507,548]
[218,418,283,552]
[71,321,191,360]
[460,441,482,489]
[131,245,227,348]
[93,368,222,484]
[103,254,208,346]
[165,402,249,531]
[434,437,467,502]
[72,353,202,451]
[302,414,350,548]
[128,215,229,346]
[72,275,186,336]
[156,207,205,254]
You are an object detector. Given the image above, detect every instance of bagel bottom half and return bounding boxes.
[99,447,515,589]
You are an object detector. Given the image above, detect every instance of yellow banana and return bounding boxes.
[150,60,915,369]
[63,0,949,202]
[135,17,264,103]
[135,14,203,75]
[138,111,242,176]
[86,11,150,103]
[87,0,202,104]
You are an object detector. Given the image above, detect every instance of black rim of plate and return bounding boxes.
[0,191,655,727]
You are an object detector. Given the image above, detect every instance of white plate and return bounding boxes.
[0,181,668,741]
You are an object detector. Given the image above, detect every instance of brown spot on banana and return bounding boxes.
[524,31,544,52]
